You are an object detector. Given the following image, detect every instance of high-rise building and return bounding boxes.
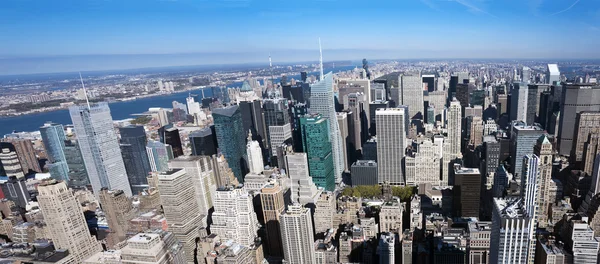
[369,100,390,136]
[565,218,599,263]
[0,176,31,208]
[186,95,201,117]
[546,64,560,85]
[534,238,570,264]
[0,143,25,179]
[146,140,174,173]
[120,233,172,264]
[557,83,600,156]
[453,166,481,218]
[280,204,316,264]
[509,82,528,122]
[482,136,500,189]
[468,221,492,264]
[189,127,217,156]
[400,73,424,119]
[526,84,549,125]
[211,185,260,246]
[405,138,442,186]
[260,182,285,258]
[299,114,335,191]
[239,100,269,156]
[379,198,403,233]
[213,105,247,183]
[158,126,183,158]
[337,112,350,172]
[310,72,344,184]
[37,180,102,262]
[99,189,134,248]
[119,126,152,194]
[447,99,462,156]
[378,233,395,264]
[571,112,600,162]
[351,160,378,186]
[285,152,321,205]
[64,140,89,186]
[168,156,216,226]
[534,135,553,228]
[314,192,335,234]
[40,122,69,181]
[156,169,202,263]
[490,198,535,264]
[1,138,40,174]
[69,103,132,196]
[263,98,293,157]
[246,132,264,174]
[510,123,544,184]
[376,108,406,185]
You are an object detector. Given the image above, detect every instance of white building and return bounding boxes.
[121,233,170,264]
[156,169,202,263]
[37,181,102,262]
[186,96,201,117]
[285,152,321,205]
[547,64,560,85]
[405,138,442,186]
[69,102,132,197]
[376,108,406,185]
[510,83,528,122]
[211,185,260,246]
[280,204,316,264]
[246,132,264,174]
[378,233,395,264]
[311,72,344,184]
[168,156,216,226]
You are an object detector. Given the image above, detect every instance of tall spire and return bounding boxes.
[269,53,275,87]
[79,72,91,109]
[319,38,324,81]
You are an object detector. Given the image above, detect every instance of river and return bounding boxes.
[0,65,357,136]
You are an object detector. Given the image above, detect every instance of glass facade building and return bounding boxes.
[212,105,247,183]
[40,122,70,181]
[119,126,152,194]
[299,114,335,191]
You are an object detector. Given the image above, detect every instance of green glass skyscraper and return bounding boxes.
[213,105,247,183]
[299,114,334,191]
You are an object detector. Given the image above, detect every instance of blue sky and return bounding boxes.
[1,0,599,74]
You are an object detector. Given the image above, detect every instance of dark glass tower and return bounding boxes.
[159,125,183,158]
[119,126,152,194]
[299,114,335,191]
[189,126,217,156]
[239,100,268,156]
[213,105,247,183]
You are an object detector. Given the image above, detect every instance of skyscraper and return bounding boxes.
[1,138,41,174]
[299,114,335,191]
[405,138,442,186]
[159,126,183,158]
[263,98,293,157]
[337,112,350,172]
[526,84,549,125]
[280,204,316,264]
[189,127,217,156]
[546,64,560,85]
[168,156,216,226]
[0,143,25,179]
[509,82,528,123]
[64,140,89,186]
[571,112,600,162]
[146,140,174,173]
[156,169,202,263]
[510,122,544,184]
[69,103,132,196]
[119,126,152,194]
[213,105,247,183]
[99,189,134,248]
[400,73,424,119]
[557,83,600,156]
[285,152,321,205]
[376,108,406,185]
[453,166,481,218]
[246,132,264,174]
[447,99,462,156]
[37,180,102,262]
[534,135,553,228]
[239,97,268,155]
[40,122,69,181]
[310,72,344,184]
[260,182,285,258]
[211,185,260,246]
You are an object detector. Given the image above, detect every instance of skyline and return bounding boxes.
[2,0,600,74]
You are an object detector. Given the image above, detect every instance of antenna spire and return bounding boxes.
[79,72,91,109]
[319,38,324,81]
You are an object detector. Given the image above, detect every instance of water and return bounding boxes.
[1,65,358,136]
[0,87,213,136]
